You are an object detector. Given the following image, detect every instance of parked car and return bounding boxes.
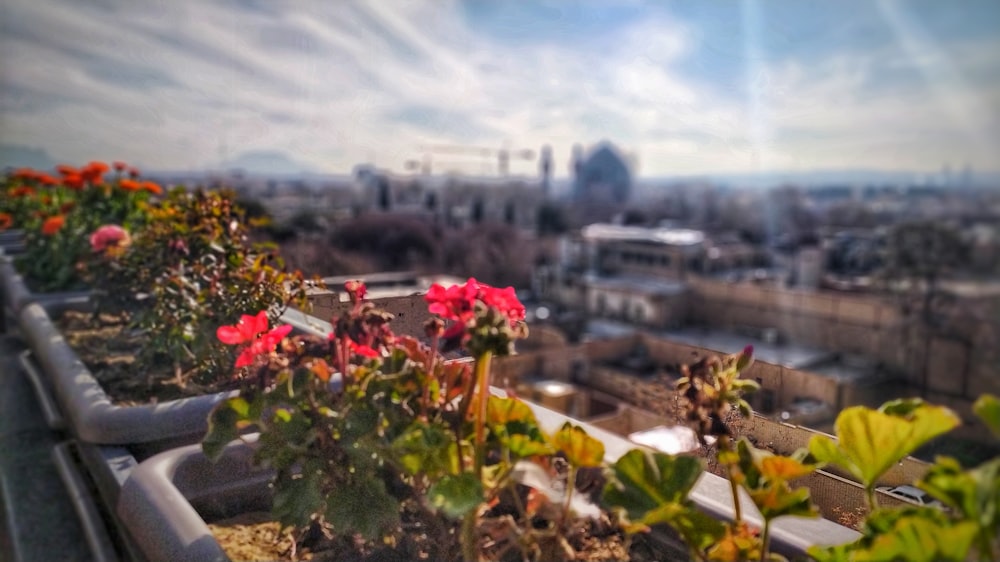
[876,485,946,509]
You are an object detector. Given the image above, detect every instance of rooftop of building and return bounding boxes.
[580,223,705,246]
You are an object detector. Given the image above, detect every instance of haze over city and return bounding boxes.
[2,0,999,179]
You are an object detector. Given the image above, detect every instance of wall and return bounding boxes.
[586,405,671,436]
[307,292,432,338]
[728,414,931,487]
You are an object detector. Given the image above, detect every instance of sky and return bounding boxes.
[1,0,999,178]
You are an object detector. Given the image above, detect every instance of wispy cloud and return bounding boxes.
[1,0,998,176]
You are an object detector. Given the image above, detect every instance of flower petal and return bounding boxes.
[217,325,244,345]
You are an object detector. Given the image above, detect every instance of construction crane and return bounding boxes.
[414,144,536,176]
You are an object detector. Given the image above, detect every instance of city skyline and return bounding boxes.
[2,0,999,177]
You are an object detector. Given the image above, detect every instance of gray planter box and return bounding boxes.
[116,398,859,562]
[15,302,328,455]
[17,301,239,452]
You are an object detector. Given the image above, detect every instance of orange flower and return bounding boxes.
[87,161,109,174]
[56,164,79,177]
[12,168,38,181]
[113,161,127,172]
[38,174,59,186]
[10,186,35,198]
[64,174,85,191]
[141,180,162,195]
[81,161,108,185]
[0,212,12,230]
[119,179,141,191]
[41,215,65,236]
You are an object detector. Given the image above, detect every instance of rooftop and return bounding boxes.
[581,223,705,246]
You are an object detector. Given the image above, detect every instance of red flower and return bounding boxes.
[425,278,525,324]
[55,164,79,177]
[112,161,127,172]
[0,213,12,230]
[425,279,480,322]
[10,186,34,198]
[141,181,162,195]
[64,174,85,191]
[86,161,109,174]
[344,280,366,302]
[12,168,38,181]
[82,161,109,184]
[128,167,140,179]
[217,311,292,368]
[89,225,131,253]
[41,215,65,236]
[479,285,526,323]
[119,179,141,191]
[37,174,59,186]
[349,340,380,358]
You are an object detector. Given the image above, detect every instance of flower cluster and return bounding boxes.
[425,277,526,357]
[89,224,131,254]
[1,161,162,291]
[216,311,292,369]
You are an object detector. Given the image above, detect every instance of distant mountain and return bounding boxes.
[221,150,316,176]
[0,144,57,170]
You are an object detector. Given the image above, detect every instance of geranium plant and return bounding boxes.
[203,278,826,561]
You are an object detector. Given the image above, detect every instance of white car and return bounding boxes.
[876,485,946,509]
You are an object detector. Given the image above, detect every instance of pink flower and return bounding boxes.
[217,311,292,368]
[425,278,480,322]
[344,280,366,302]
[425,278,525,324]
[349,340,380,358]
[89,225,131,253]
[479,285,526,323]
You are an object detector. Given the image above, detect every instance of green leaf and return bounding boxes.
[325,477,400,540]
[391,421,459,477]
[549,422,605,468]
[603,448,703,525]
[202,398,247,461]
[487,395,538,425]
[809,402,959,489]
[973,394,1000,439]
[507,434,555,459]
[860,515,978,562]
[428,473,484,519]
[920,456,1000,549]
[272,470,325,529]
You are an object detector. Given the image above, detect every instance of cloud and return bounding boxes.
[1,0,998,176]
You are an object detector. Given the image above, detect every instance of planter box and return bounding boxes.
[18,300,239,454]
[0,256,91,331]
[15,302,330,457]
[117,397,860,562]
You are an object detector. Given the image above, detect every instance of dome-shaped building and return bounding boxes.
[571,142,632,205]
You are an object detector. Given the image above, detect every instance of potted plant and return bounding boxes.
[134,277,867,562]
[0,162,163,316]
[15,179,311,457]
[114,274,997,561]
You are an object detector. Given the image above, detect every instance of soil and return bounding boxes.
[209,511,656,562]
[56,310,237,405]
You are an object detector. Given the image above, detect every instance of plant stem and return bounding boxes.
[759,520,771,562]
[721,437,743,523]
[562,465,577,527]
[421,332,439,421]
[461,509,479,562]
[865,486,878,513]
[473,351,493,479]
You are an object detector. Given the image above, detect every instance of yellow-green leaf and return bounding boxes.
[549,422,605,467]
